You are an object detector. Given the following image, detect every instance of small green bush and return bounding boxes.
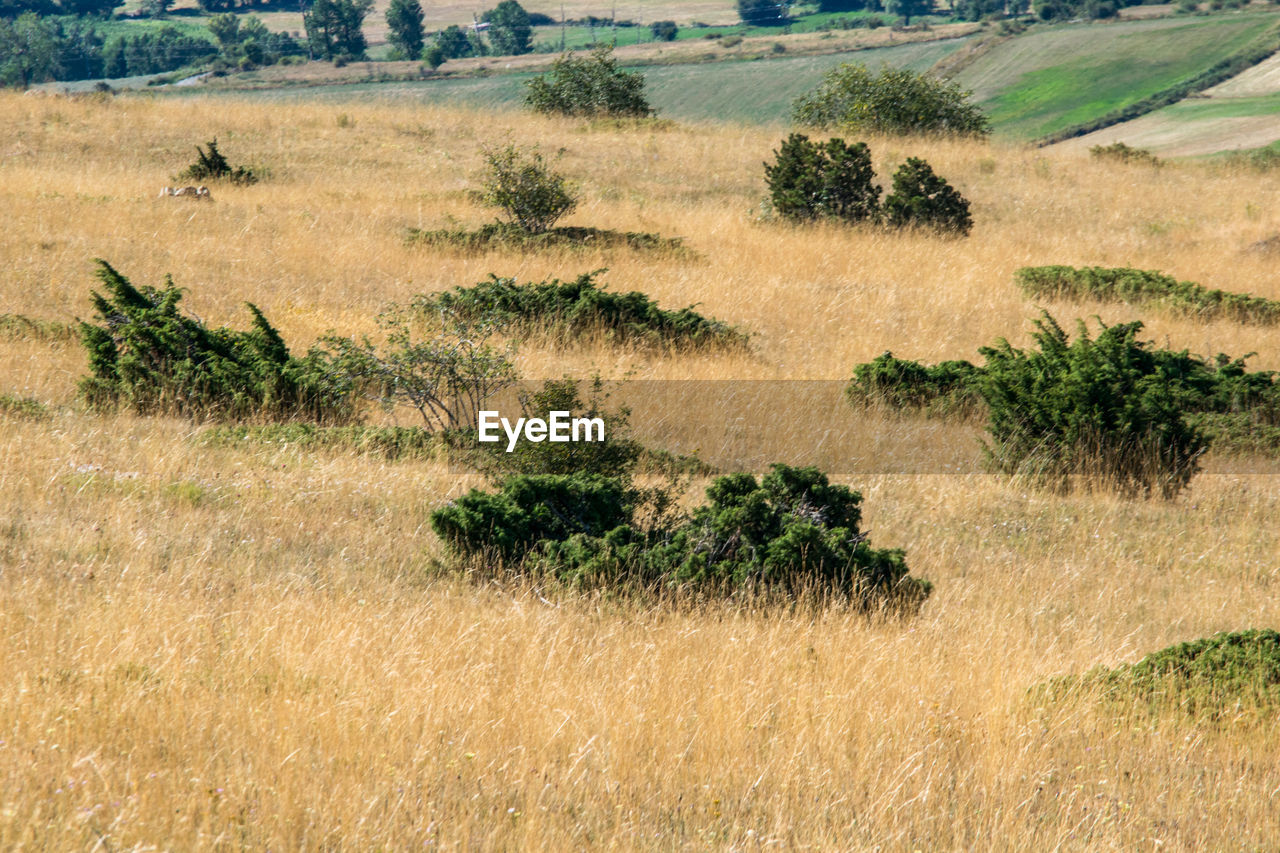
[77,261,354,423]
[478,144,578,235]
[0,313,78,343]
[882,157,972,235]
[793,62,990,137]
[1015,265,1280,326]
[178,138,261,186]
[0,392,49,420]
[1089,141,1162,167]
[412,271,748,350]
[763,133,881,224]
[525,45,652,118]
[846,351,983,416]
[406,222,687,256]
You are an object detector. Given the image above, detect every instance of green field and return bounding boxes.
[955,13,1280,139]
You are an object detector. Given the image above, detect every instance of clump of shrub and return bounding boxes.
[1041,630,1280,724]
[431,461,931,608]
[650,19,678,40]
[178,138,261,186]
[0,313,78,343]
[196,423,441,461]
[525,44,652,118]
[78,261,353,423]
[411,271,747,350]
[1089,141,1162,167]
[764,136,971,235]
[846,351,983,416]
[478,143,577,234]
[407,222,687,255]
[793,62,990,137]
[0,392,49,420]
[1015,265,1280,326]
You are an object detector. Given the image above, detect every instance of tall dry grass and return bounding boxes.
[2,90,1280,849]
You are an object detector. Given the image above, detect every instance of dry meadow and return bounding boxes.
[2,91,1280,849]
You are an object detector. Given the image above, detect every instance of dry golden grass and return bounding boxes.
[3,90,1280,849]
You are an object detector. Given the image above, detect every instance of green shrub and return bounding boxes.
[1041,630,1280,723]
[0,313,78,343]
[793,62,990,137]
[1089,141,1162,167]
[478,144,577,235]
[882,157,972,235]
[650,19,678,40]
[77,261,354,423]
[178,138,260,186]
[846,351,983,416]
[525,45,652,118]
[195,423,440,461]
[1015,265,1280,326]
[405,222,687,255]
[0,392,49,420]
[763,133,881,224]
[978,314,1207,497]
[431,462,931,608]
[412,271,748,350]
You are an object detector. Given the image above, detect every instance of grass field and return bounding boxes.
[3,92,1280,848]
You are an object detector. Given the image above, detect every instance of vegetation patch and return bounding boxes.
[1041,630,1280,724]
[406,222,687,256]
[793,62,989,137]
[525,45,652,119]
[195,423,441,461]
[0,313,78,343]
[411,271,746,350]
[1015,265,1280,325]
[178,138,262,186]
[78,260,354,423]
[0,392,49,420]
[1089,141,1162,167]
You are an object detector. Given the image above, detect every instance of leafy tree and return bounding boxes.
[525,44,651,118]
[432,24,476,60]
[650,19,677,40]
[304,0,371,60]
[738,0,789,25]
[882,157,972,235]
[385,0,424,59]
[207,12,241,50]
[481,0,532,55]
[763,133,881,224]
[479,143,578,234]
[0,13,60,89]
[139,0,174,18]
[886,0,932,23]
[794,62,990,137]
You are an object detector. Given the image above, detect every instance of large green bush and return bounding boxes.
[793,63,990,137]
[763,133,881,224]
[78,261,354,423]
[882,157,973,235]
[525,45,652,118]
[479,144,578,235]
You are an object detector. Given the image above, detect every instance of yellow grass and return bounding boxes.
[3,90,1280,848]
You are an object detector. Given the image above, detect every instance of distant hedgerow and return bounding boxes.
[412,271,748,350]
[1015,265,1280,326]
[78,260,354,423]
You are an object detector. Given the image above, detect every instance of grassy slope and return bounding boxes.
[955,12,1280,139]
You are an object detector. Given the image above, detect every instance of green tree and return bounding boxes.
[481,0,532,55]
[882,157,972,235]
[0,13,60,90]
[385,0,424,59]
[793,62,990,137]
[738,0,789,25]
[304,0,371,60]
[525,44,651,118]
[886,0,932,23]
[650,19,678,40]
[432,24,476,59]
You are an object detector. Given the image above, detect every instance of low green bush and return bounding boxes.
[479,144,577,235]
[0,313,78,343]
[1015,265,1280,326]
[793,62,990,137]
[411,271,748,350]
[1089,142,1161,167]
[178,138,261,186]
[525,45,652,118]
[846,351,983,416]
[882,157,973,236]
[195,423,440,461]
[406,222,687,255]
[0,392,49,420]
[78,260,354,423]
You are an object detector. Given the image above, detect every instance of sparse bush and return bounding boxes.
[196,422,441,461]
[650,19,678,40]
[794,62,990,137]
[882,157,972,235]
[178,138,261,186]
[411,271,747,350]
[479,144,578,234]
[525,44,652,118]
[78,261,354,423]
[1015,265,1280,325]
[1090,141,1161,167]
[978,313,1207,497]
[0,391,48,420]
[764,133,881,224]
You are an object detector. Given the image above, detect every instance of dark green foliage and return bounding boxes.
[207,14,303,69]
[97,25,218,81]
[794,62,990,137]
[846,351,982,416]
[882,157,972,235]
[385,0,425,60]
[77,261,354,423]
[0,13,59,88]
[818,0,867,10]
[1089,141,1161,167]
[886,0,932,24]
[1015,265,1280,326]
[525,45,652,119]
[431,462,931,608]
[764,133,881,224]
[304,0,371,61]
[1042,630,1280,723]
[178,138,260,186]
[978,314,1207,497]
[196,422,440,461]
[432,24,478,60]
[0,313,78,342]
[738,0,789,25]
[411,271,747,350]
[406,222,687,256]
[478,144,577,234]
[650,19,678,40]
[0,392,49,420]
[481,0,532,55]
